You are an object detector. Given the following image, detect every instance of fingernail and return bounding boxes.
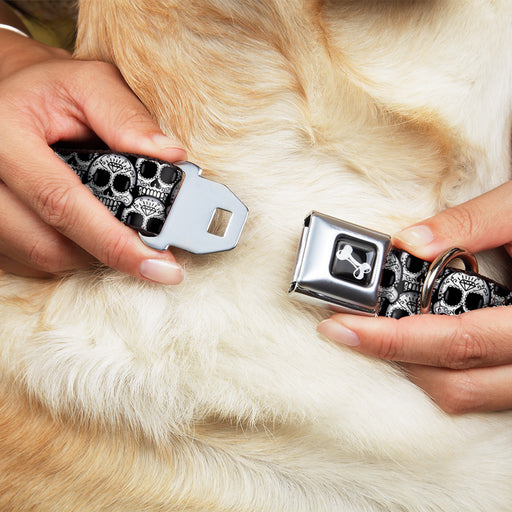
[139,259,184,285]
[317,319,360,347]
[151,134,187,159]
[394,225,434,248]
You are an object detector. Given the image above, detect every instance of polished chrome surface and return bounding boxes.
[140,162,248,254]
[289,212,391,316]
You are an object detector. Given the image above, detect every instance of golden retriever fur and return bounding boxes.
[1,0,512,510]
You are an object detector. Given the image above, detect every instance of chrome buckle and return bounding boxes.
[289,212,391,316]
[140,162,248,254]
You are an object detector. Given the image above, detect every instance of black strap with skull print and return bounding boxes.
[54,147,249,255]
[54,148,183,237]
[289,212,512,317]
[378,248,512,318]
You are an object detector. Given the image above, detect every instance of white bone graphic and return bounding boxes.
[336,244,372,280]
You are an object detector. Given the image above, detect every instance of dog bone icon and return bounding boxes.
[336,244,372,280]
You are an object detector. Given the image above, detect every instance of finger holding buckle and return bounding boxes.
[0,54,185,283]
[393,180,512,260]
[0,134,183,283]
[317,307,512,412]
[318,308,512,368]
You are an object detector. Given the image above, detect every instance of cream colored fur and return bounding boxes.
[1,1,512,510]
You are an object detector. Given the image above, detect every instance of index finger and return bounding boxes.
[393,180,512,261]
[1,135,182,282]
[317,307,512,370]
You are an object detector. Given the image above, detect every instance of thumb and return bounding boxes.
[393,181,512,260]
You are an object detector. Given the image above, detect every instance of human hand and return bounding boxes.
[0,30,186,283]
[318,181,512,414]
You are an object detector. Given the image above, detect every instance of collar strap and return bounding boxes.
[289,211,512,317]
[54,148,248,254]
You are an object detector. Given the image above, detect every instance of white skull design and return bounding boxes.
[433,272,490,315]
[121,196,166,234]
[135,158,180,204]
[57,151,93,181]
[385,291,419,318]
[87,154,136,213]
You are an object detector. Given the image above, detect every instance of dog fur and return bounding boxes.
[1,0,512,510]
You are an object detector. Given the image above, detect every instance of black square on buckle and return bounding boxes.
[330,236,377,287]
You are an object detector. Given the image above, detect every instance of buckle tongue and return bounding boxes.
[140,162,248,254]
[289,212,391,316]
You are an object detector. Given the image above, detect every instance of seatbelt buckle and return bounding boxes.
[289,211,391,316]
[140,161,248,254]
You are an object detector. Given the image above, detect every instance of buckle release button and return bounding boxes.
[330,236,377,287]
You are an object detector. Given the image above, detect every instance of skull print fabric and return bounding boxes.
[86,154,137,215]
[378,248,512,318]
[431,268,512,315]
[55,149,183,236]
[53,150,512,314]
[379,249,429,318]
[432,271,490,315]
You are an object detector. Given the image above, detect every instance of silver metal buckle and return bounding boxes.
[289,212,391,316]
[140,162,248,254]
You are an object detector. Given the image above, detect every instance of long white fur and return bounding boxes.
[1,0,512,510]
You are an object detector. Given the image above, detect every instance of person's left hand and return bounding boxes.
[317,181,512,414]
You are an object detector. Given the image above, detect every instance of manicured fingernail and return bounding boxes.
[317,319,360,347]
[139,259,183,285]
[151,134,187,159]
[395,225,434,248]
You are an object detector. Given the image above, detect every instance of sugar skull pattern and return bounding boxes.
[379,249,429,318]
[378,249,512,318]
[431,268,512,315]
[56,149,183,236]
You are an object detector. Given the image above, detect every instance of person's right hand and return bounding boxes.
[0,29,187,283]
[318,180,512,414]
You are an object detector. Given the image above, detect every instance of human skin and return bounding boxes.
[0,20,187,284]
[318,181,512,414]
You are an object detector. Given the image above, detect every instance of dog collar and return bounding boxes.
[54,148,248,254]
[289,211,512,317]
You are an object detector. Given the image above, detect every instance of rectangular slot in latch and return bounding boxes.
[207,208,233,237]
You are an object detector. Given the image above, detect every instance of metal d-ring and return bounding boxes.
[420,247,478,314]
